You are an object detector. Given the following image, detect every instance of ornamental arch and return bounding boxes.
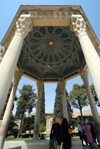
[0,5,100,148]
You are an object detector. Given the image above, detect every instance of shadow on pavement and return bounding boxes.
[6,147,21,149]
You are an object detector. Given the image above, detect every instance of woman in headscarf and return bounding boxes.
[84,119,94,149]
[62,118,72,149]
[50,117,63,149]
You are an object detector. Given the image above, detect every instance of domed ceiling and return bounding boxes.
[18,26,85,80]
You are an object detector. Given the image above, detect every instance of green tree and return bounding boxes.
[15,84,37,137]
[2,82,18,117]
[66,90,73,124]
[39,124,46,133]
[23,116,35,135]
[87,116,95,128]
[71,118,79,130]
[39,124,46,139]
[69,83,88,123]
[53,83,63,122]
[53,83,73,123]
[7,114,18,134]
[40,84,46,126]
[90,83,99,105]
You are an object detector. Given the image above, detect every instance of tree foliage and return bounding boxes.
[15,84,37,137]
[90,83,99,105]
[69,84,89,122]
[87,116,95,128]
[23,116,35,134]
[53,83,63,122]
[16,85,37,117]
[39,124,46,133]
[71,118,79,130]
[7,114,18,133]
[2,82,18,117]
[66,90,73,124]
[40,84,46,126]
[53,83,73,124]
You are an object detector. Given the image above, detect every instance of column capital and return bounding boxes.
[0,46,6,63]
[71,14,86,37]
[59,79,66,94]
[37,79,43,95]
[14,70,23,88]
[16,14,32,38]
[80,70,89,87]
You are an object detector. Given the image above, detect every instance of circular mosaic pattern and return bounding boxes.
[45,38,57,50]
[18,26,85,79]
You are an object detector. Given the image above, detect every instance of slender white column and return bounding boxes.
[0,14,32,117]
[33,80,43,140]
[0,70,23,149]
[80,70,100,144]
[71,14,100,104]
[59,80,68,121]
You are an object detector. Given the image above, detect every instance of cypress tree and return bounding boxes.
[66,89,73,124]
[53,83,63,122]
[40,84,46,126]
[53,83,73,123]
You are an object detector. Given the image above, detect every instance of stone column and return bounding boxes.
[33,80,43,140]
[0,14,32,117]
[80,70,100,144]
[59,79,68,121]
[71,14,100,104]
[0,70,23,149]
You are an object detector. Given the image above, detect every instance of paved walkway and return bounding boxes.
[3,138,100,149]
[4,141,23,149]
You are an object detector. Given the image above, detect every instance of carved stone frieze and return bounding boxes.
[37,79,43,95]
[59,79,66,94]
[71,14,86,37]
[23,10,79,18]
[97,49,100,56]
[16,14,32,38]
[87,28,99,51]
[80,70,89,87]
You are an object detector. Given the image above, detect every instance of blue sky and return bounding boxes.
[0,0,100,114]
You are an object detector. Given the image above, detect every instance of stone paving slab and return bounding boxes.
[3,139,100,149]
[83,145,100,149]
[3,141,23,149]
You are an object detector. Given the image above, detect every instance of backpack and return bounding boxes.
[49,136,57,149]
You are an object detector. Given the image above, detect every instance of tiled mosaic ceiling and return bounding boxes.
[18,26,85,79]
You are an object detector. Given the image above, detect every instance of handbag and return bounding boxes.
[68,124,72,134]
[60,144,63,149]
[49,136,57,149]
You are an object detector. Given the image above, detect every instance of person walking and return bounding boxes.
[83,122,88,145]
[89,121,98,147]
[50,117,63,149]
[78,122,84,146]
[62,118,72,149]
[84,119,94,149]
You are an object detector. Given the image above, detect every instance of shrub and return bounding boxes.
[40,134,46,139]
[12,129,18,138]
[7,135,15,140]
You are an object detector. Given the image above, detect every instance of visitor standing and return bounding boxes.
[83,122,88,145]
[62,118,72,149]
[50,117,63,149]
[78,122,84,146]
[88,121,98,147]
[84,119,94,149]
